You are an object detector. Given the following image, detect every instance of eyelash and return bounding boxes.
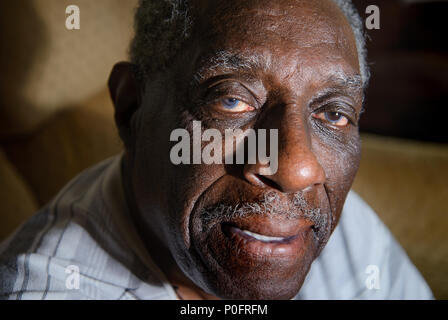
[312,104,356,126]
[199,87,258,117]
[213,97,255,112]
[193,82,357,129]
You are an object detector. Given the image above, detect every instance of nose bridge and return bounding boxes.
[279,106,310,157]
[276,106,325,191]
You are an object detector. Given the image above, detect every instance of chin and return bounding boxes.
[186,216,320,300]
[194,250,317,300]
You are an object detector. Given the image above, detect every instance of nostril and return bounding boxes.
[254,174,284,191]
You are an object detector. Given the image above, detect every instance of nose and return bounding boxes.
[243,107,325,193]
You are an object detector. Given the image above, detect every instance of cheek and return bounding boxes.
[314,134,361,223]
[133,115,229,250]
[129,100,188,240]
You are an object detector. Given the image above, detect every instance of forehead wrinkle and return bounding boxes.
[192,50,271,84]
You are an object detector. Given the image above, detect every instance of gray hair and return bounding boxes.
[130,0,370,87]
[200,190,330,246]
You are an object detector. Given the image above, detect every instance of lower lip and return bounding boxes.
[221,223,313,259]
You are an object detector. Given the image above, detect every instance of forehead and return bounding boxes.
[199,0,353,46]
[191,0,360,85]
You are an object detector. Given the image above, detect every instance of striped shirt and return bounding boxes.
[0,154,433,299]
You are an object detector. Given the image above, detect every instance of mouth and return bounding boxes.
[219,217,317,259]
[230,227,298,243]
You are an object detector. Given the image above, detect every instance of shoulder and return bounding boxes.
[0,206,98,299]
[0,156,147,299]
[297,191,434,300]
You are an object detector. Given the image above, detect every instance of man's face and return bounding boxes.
[128,0,363,299]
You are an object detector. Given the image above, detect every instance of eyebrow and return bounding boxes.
[192,50,364,91]
[192,50,269,84]
[328,73,363,92]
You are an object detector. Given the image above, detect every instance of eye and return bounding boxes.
[313,111,349,127]
[214,98,255,113]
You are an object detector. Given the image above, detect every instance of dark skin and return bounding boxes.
[109,0,364,300]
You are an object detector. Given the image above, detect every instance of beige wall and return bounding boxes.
[0,0,138,138]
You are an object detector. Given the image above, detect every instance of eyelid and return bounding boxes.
[309,89,357,112]
[212,97,255,113]
[205,79,262,108]
[313,101,357,124]
[312,112,349,127]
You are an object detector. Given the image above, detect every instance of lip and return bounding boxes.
[229,226,299,243]
[218,217,316,259]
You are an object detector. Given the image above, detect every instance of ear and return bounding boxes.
[108,61,140,148]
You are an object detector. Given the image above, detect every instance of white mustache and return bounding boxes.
[200,191,328,234]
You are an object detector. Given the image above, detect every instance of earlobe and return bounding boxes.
[108,61,140,147]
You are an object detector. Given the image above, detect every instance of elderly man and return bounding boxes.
[0,0,432,300]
